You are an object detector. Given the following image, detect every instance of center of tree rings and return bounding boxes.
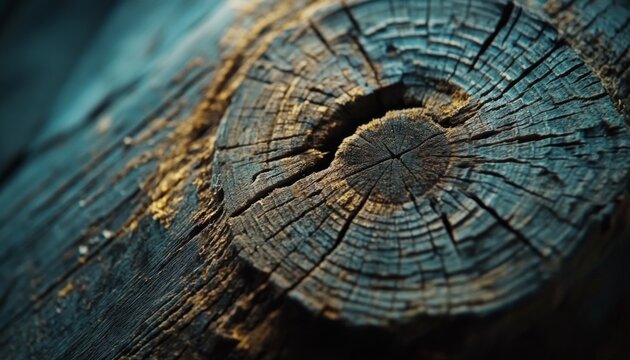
[337,110,450,205]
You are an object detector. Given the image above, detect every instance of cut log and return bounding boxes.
[0,0,629,359]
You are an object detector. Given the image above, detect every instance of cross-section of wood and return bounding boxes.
[0,0,629,358]
[213,0,630,325]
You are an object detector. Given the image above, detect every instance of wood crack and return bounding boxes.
[470,1,515,69]
[462,191,548,258]
[283,164,388,298]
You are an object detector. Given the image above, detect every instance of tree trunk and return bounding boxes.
[1,0,629,359]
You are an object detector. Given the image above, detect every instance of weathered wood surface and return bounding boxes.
[0,0,629,359]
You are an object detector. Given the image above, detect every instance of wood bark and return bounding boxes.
[1,0,629,359]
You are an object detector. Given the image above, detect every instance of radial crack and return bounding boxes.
[284,163,389,296]
[463,191,547,258]
[470,1,515,70]
[499,40,563,97]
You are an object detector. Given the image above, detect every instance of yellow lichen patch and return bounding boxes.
[419,83,473,119]
[128,219,138,232]
[57,281,75,298]
[148,165,188,228]
[441,87,472,116]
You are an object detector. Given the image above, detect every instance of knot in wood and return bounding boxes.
[337,110,450,204]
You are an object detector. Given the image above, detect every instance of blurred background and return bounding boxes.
[0,0,219,184]
[0,0,119,180]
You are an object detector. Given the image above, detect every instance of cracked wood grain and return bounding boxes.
[0,0,629,359]
[214,0,630,326]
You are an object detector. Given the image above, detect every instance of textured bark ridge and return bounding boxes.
[213,0,629,325]
[1,0,630,359]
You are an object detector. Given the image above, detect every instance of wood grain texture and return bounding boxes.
[0,0,629,358]
[214,0,630,325]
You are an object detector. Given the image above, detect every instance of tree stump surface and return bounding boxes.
[1,0,629,359]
